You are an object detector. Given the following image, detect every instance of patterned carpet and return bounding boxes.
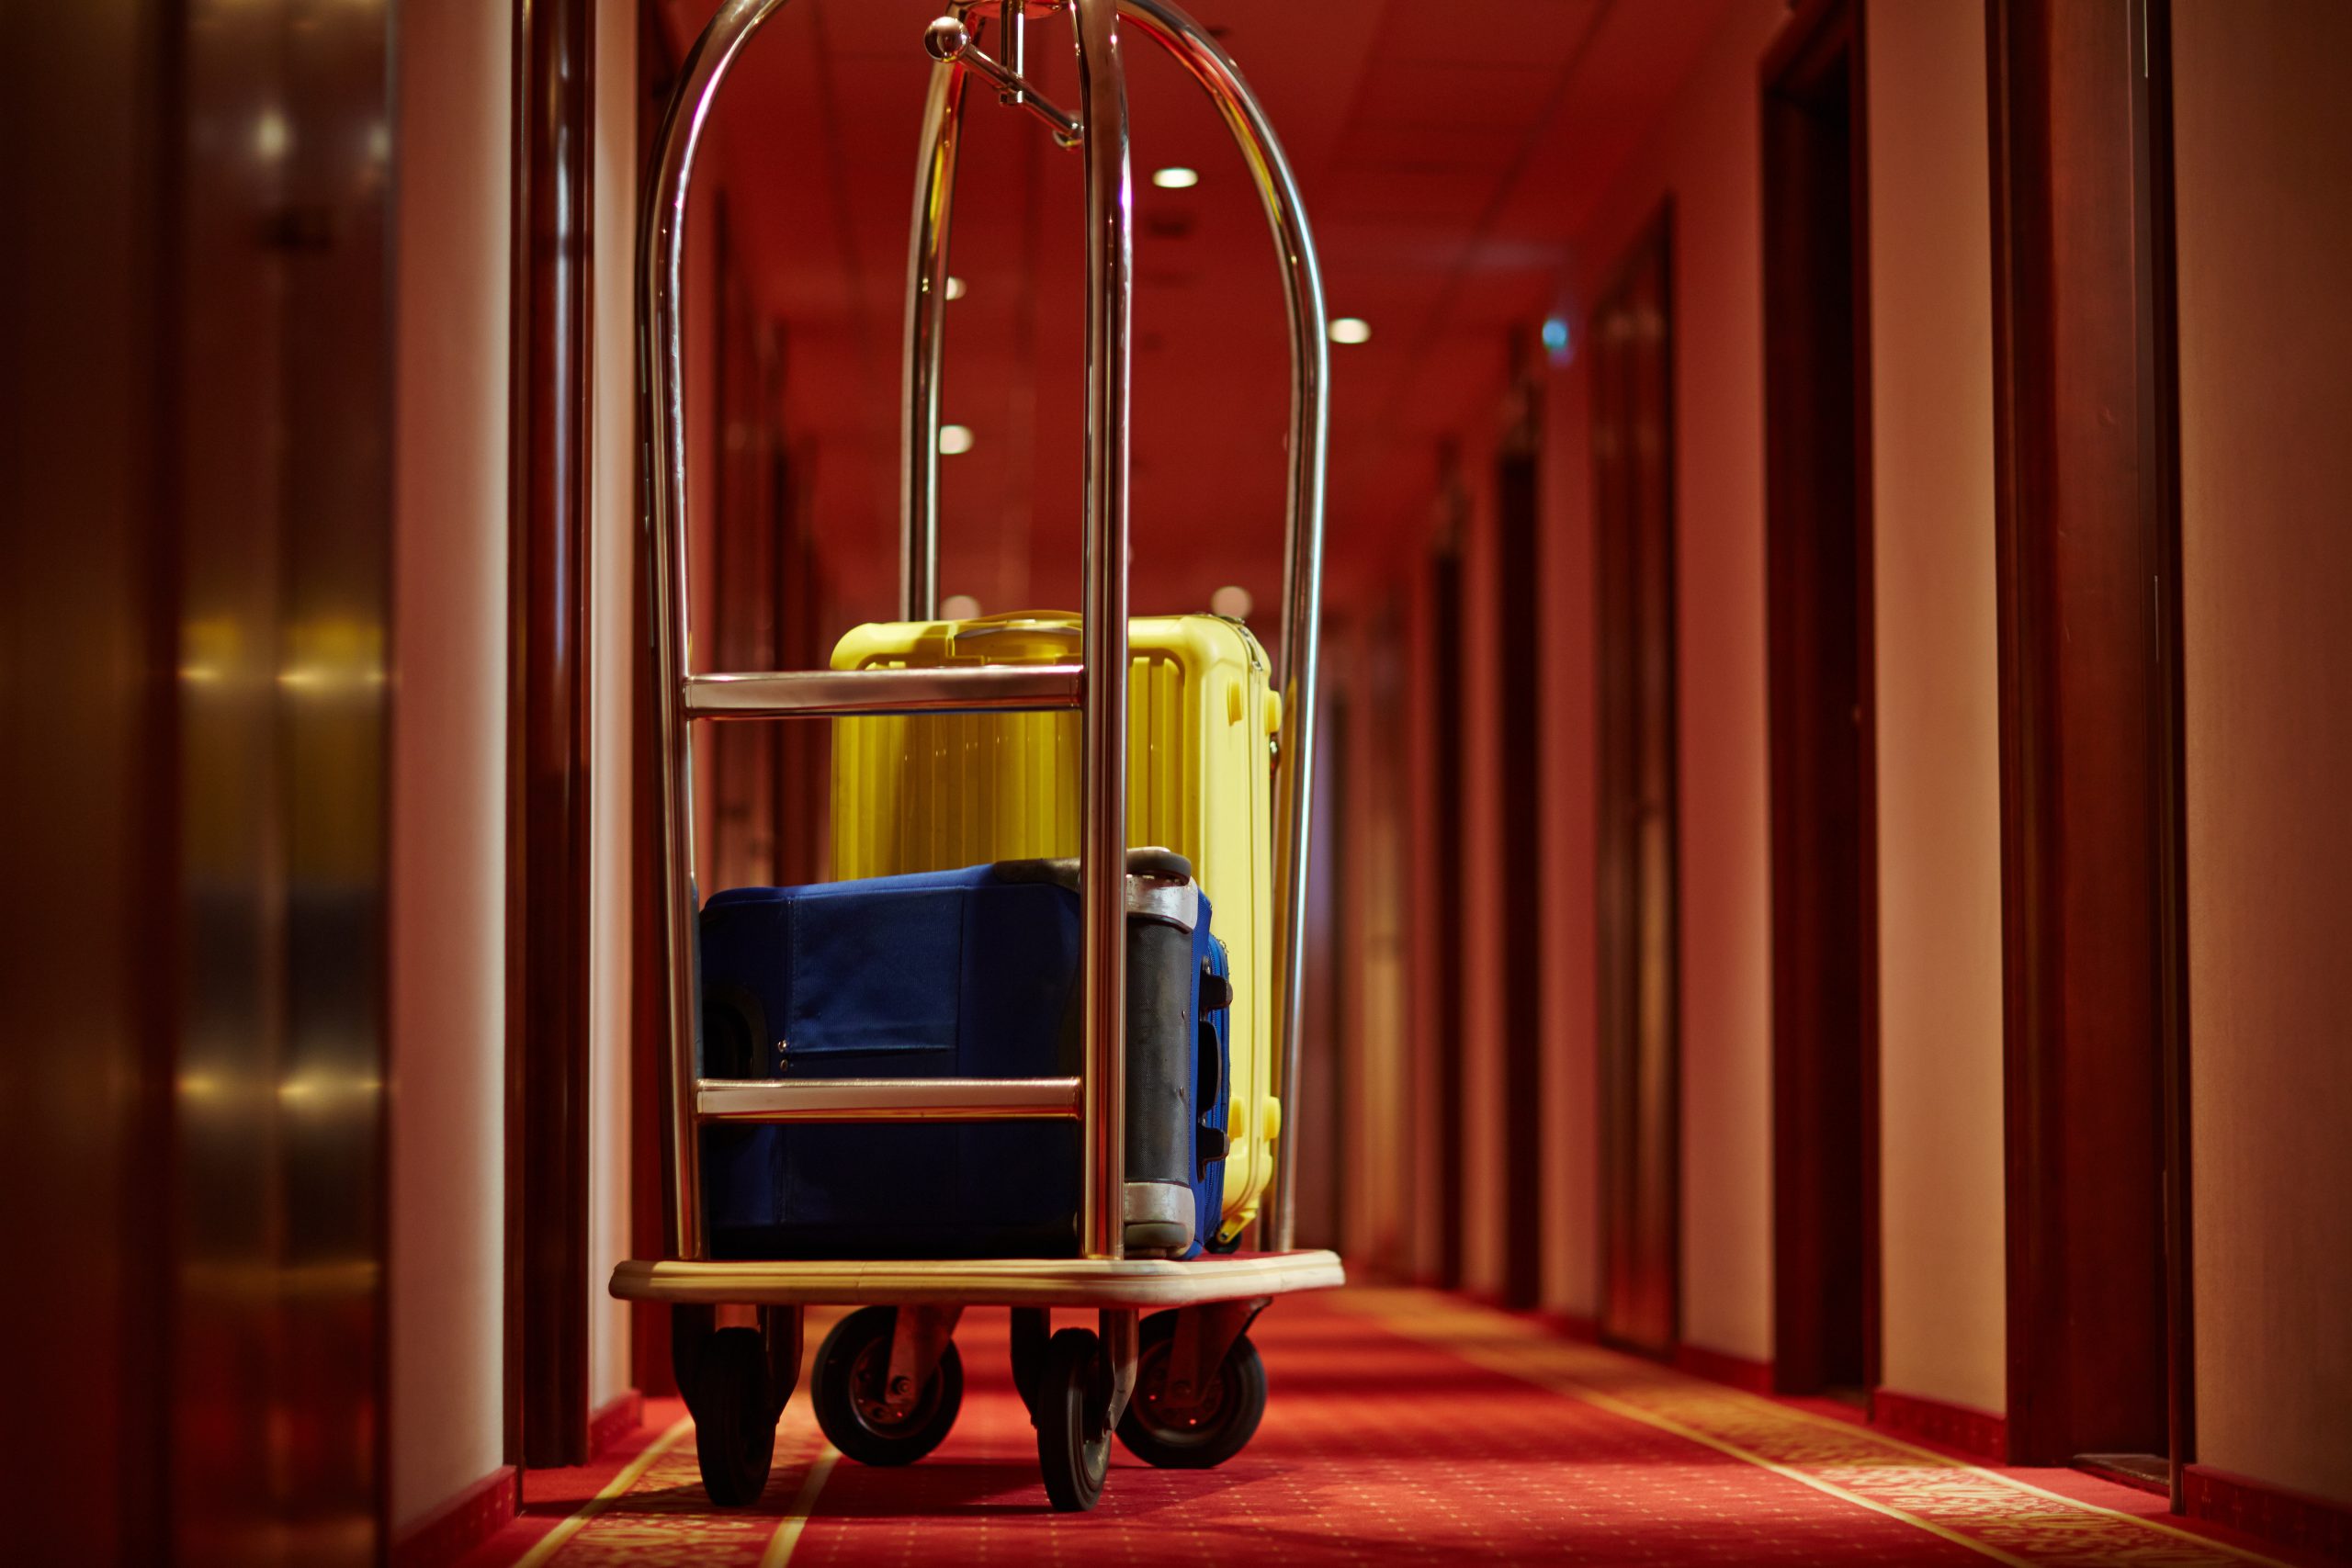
[461,1288,2320,1567]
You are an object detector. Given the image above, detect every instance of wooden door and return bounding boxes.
[1496,438,1546,1308]
[1763,0,1879,1398]
[1430,543,1470,1289]
[1988,0,2177,1470]
[709,201,786,892]
[1593,215,1679,1356]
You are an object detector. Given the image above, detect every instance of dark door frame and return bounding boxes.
[508,0,597,1470]
[1496,350,1547,1310]
[1592,209,1680,1357]
[2137,0,2195,1508]
[1760,0,1881,1399]
[707,197,793,894]
[1985,0,2189,1478]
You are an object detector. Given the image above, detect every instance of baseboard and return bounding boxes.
[1871,1387,2007,1463]
[588,1388,646,1460]
[2186,1464,2352,1560]
[1538,1310,1600,1344]
[390,1465,518,1568]
[1672,1342,1775,1394]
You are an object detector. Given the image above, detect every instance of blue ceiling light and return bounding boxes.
[1542,315,1572,364]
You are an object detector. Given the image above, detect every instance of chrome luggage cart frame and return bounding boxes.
[615,0,1340,1510]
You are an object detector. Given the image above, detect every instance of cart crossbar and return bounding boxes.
[684,664,1082,719]
[696,1077,1083,1123]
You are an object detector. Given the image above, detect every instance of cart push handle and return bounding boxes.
[641,0,1327,1264]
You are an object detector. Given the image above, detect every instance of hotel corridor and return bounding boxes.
[462,1292,2322,1567]
[9,0,2351,1562]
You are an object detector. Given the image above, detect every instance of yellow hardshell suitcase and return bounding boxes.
[830,610,1283,1243]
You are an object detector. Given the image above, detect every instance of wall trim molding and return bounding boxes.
[2184,1466,2352,1560]
[1871,1387,2008,1462]
[1539,1311,1601,1344]
[390,1465,518,1568]
[588,1388,646,1460]
[508,0,599,1470]
[1673,1343,1776,1395]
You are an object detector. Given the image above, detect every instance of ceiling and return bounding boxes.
[660,0,1735,630]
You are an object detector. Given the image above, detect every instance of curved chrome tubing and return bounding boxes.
[642,0,1326,1262]
[643,0,778,1264]
[1069,0,1135,1264]
[899,54,967,622]
[901,0,1329,1252]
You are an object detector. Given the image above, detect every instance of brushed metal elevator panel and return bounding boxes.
[172,2,395,1560]
[1,1,397,1560]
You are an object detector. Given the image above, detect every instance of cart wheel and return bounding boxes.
[1036,1326,1112,1511]
[1115,1310,1268,1469]
[810,1306,964,1467]
[692,1327,780,1506]
[1010,1307,1052,1420]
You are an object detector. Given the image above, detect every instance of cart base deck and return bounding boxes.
[611,1248,1343,1309]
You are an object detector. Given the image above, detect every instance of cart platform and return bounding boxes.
[611,1248,1344,1310]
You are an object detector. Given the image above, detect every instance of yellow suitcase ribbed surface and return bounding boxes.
[830,612,1282,1242]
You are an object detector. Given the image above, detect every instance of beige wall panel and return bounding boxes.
[388,0,513,1528]
[1542,349,1600,1319]
[2174,0,2352,1508]
[1862,0,2008,1418]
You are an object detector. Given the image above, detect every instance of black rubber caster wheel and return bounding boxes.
[1011,1308,1051,1420]
[1036,1326,1112,1511]
[693,1326,781,1506]
[811,1306,964,1466]
[1114,1309,1268,1469]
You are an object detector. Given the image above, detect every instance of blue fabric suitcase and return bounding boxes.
[696,852,1231,1260]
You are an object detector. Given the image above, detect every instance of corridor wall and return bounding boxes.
[1549,0,1789,1369]
[1329,605,1417,1274]
[1860,0,2008,1423]
[1394,0,2020,1398]
[387,0,514,1532]
[2173,0,2352,1510]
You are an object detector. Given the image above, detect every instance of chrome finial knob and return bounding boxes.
[923,16,971,62]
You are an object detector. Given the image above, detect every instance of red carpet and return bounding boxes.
[460,1289,2325,1567]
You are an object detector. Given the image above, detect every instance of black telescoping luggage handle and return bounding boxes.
[641,0,1328,1263]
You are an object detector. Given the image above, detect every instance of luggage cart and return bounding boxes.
[612,0,1342,1512]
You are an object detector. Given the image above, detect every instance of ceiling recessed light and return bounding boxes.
[939,424,975,456]
[944,275,967,300]
[1329,317,1372,344]
[1151,166,1200,189]
[1210,584,1254,620]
